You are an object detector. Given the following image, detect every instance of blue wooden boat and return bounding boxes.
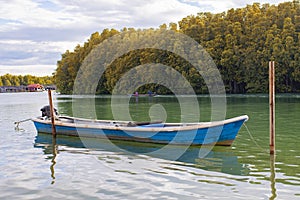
[32,114,248,146]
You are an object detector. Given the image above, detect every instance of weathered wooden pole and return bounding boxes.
[47,89,57,137]
[269,61,275,155]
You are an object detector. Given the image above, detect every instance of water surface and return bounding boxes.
[0,92,299,199]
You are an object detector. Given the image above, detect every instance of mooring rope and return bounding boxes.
[243,123,269,154]
[14,117,38,131]
[14,118,30,130]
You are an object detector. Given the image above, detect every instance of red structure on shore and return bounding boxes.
[27,84,44,92]
[0,84,51,93]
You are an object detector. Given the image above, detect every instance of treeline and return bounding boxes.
[55,1,300,94]
[0,74,54,86]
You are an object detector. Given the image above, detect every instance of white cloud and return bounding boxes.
[0,0,201,77]
[0,40,72,52]
[124,0,200,27]
[0,39,76,65]
[0,0,90,28]
[0,65,56,76]
[180,0,289,13]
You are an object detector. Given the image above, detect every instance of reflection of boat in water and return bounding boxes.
[34,133,250,176]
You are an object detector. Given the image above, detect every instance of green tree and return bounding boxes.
[54,1,300,94]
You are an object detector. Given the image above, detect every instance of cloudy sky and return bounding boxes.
[0,0,288,76]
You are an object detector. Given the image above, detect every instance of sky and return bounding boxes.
[0,0,289,76]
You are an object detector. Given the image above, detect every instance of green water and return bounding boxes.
[0,92,299,199]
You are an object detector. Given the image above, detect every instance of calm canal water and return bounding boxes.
[0,92,299,199]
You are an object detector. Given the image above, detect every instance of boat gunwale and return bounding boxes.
[32,115,249,132]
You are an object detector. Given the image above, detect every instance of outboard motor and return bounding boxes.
[40,105,58,119]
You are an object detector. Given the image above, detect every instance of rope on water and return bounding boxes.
[14,118,33,131]
[243,123,269,154]
[14,118,32,125]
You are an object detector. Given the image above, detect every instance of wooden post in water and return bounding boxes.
[269,61,275,155]
[47,89,57,137]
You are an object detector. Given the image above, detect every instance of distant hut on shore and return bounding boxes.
[0,86,27,93]
[44,85,57,90]
[27,84,44,92]
[0,84,49,93]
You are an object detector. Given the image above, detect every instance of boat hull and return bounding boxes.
[32,115,248,146]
